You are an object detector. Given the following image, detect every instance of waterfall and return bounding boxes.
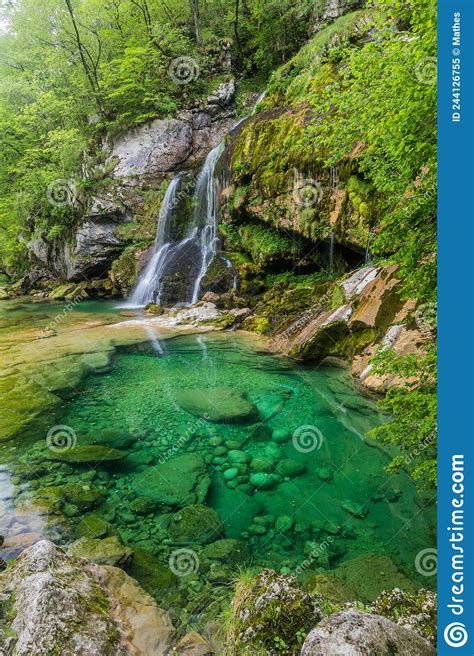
[122,89,266,309]
[122,174,183,308]
[190,143,224,304]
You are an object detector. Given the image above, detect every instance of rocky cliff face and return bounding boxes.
[25,80,237,287]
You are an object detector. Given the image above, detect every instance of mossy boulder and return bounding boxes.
[335,554,416,603]
[132,454,211,507]
[226,569,322,655]
[275,458,306,478]
[201,539,251,566]
[370,588,437,646]
[84,428,136,450]
[69,536,133,567]
[168,504,224,545]
[78,514,114,539]
[175,387,259,423]
[46,444,128,464]
[302,573,357,604]
[145,303,164,315]
[125,548,177,597]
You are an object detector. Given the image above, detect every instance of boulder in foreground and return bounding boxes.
[0,539,174,656]
[301,609,435,656]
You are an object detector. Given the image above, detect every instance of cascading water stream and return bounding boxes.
[123,90,266,308]
[122,174,183,308]
[190,142,224,304]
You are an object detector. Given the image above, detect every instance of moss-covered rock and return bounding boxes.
[370,588,437,646]
[69,536,133,567]
[168,505,224,545]
[145,303,164,315]
[225,569,322,655]
[46,445,128,464]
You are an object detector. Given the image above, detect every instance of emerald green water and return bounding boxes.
[0,309,435,629]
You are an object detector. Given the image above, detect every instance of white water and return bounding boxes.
[121,174,183,308]
[190,143,224,304]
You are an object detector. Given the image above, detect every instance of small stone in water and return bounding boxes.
[228,450,250,464]
[275,516,294,533]
[317,467,334,481]
[272,429,291,444]
[223,467,239,481]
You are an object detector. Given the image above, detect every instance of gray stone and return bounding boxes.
[0,540,174,656]
[301,610,435,655]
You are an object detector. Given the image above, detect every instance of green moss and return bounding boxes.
[238,223,300,265]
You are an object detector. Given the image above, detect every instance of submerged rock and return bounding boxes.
[132,454,211,507]
[47,444,127,464]
[335,554,416,602]
[275,458,306,478]
[78,514,114,539]
[171,631,214,656]
[201,539,251,565]
[69,536,133,567]
[168,504,224,545]
[301,610,435,655]
[0,539,174,655]
[175,387,259,423]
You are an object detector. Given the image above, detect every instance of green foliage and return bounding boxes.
[369,344,437,489]
[0,0,317,278]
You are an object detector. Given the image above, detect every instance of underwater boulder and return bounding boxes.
[334,554,416,603]
[69,535,133,567]
[47,444,127,464]
[201,538,251,565]
[132,454,211,508]
[175,387,259,423]
[275,458,307,478]
[168,504,224,545]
